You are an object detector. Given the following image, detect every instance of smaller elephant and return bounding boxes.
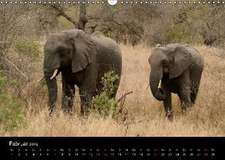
[148,43,204,120]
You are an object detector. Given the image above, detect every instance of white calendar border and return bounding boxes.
[0,1,225,5]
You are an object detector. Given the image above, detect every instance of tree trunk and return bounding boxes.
[77,0,88,30]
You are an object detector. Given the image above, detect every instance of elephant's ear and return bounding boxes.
[168,46,192,79]
[71,31,96,73]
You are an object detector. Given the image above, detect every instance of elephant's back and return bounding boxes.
[92,35,121,57]
[92,35,122,76]
[166,43,204,69]
[187,46,204,69]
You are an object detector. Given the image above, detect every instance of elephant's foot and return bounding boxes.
[62,107,73,116]
[187,103,194,109]
[80,104,91,117]
[49,107,56,117]
[166,111,173,121]
[80,109,90,118]
[181,103,193,114]
[62,96,74,115]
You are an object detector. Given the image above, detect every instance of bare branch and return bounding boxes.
[2,57,28,81]
[50,5,77,26]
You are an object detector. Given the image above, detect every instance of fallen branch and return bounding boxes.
[117,91,133,116]
[114,91,133,126]
[117,91,133,103]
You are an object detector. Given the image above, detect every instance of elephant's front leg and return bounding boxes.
[161,83,173,120]
[62,75,75,114]
[163,93,173,121]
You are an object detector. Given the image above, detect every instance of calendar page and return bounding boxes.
[0,0,225,159]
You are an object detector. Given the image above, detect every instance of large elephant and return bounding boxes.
[43,29,122,115]
[148,43,204,120]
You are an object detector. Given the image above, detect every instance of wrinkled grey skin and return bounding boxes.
[148,43,204,120]
[43,29,122,115]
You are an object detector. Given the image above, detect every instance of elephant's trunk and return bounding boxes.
[44,70,58,113]
[149,69,166,101]
[43,49,61,113]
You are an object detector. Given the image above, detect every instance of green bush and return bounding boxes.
[15,39,41,59]
[0,71,6,93]
[0,71,26,132]
[92,71,119,117]
[166,24,192,43]
[0,94,25,132]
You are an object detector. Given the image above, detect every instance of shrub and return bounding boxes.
[0,71,6,93]
[166,24,192,44]
[14,39,41,59]
[0,94,25,132]
[0,71,26,132]
[92,71,119,117]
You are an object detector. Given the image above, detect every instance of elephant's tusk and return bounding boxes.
[158,80,162,89]
[50,69,58,80]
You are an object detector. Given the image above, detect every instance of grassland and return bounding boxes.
[2,44,225,136]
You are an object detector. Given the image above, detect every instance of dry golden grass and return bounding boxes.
[3,44,225,136]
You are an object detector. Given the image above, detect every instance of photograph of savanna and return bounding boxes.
[0,0,225,136]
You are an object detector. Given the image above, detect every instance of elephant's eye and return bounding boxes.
[59,52,65,58]
[162,59,168,66]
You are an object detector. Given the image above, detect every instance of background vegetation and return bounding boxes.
[0,1,225,135]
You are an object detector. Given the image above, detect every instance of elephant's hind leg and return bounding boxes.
[79,89,94,116]
[178,86,192,112]
[79,79,97,116]
[190,90,198,104]
[190,70,203,104]
[177,70,193,112]
[109,78,120,99]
